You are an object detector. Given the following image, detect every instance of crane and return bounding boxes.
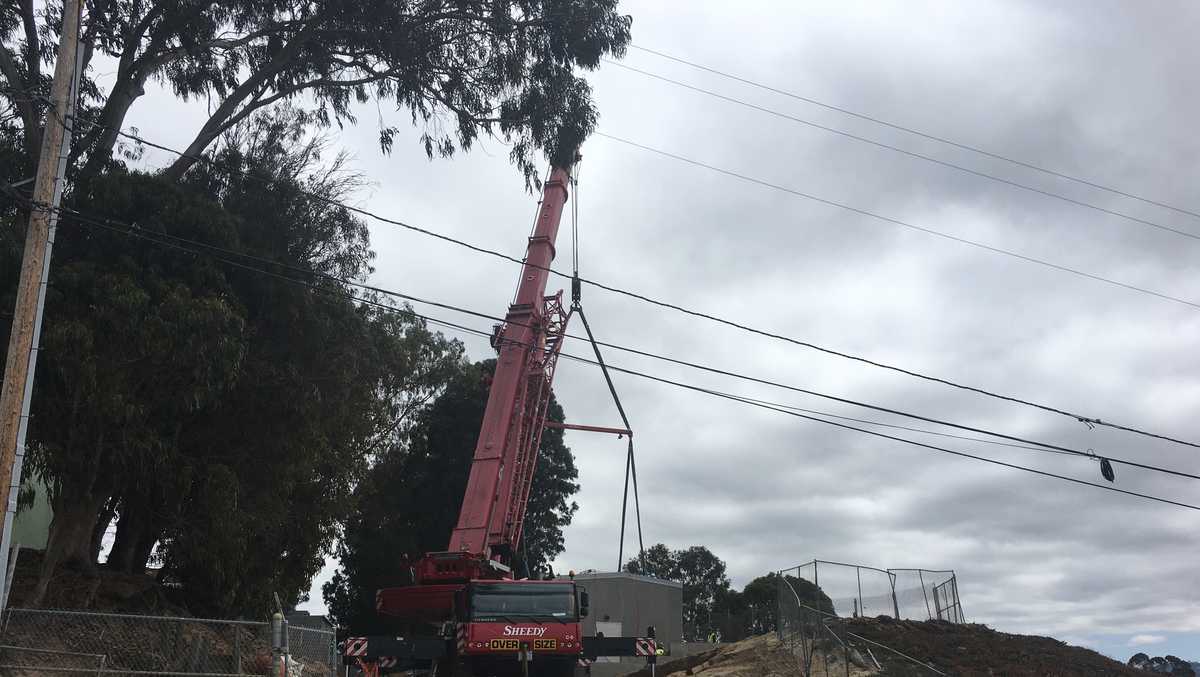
[342,160,660,677]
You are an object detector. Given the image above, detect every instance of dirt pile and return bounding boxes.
[623,635,817,677]
[624,618,1144,677]
[623,635,872,677]
[845,616,1142,676]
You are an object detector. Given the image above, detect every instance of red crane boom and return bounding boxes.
[449,167,572,562]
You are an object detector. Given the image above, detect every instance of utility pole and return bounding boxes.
[0,0,83,611]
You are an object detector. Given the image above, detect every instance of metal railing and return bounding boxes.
[0,608,337,675]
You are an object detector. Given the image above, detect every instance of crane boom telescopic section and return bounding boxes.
[449,167,572,562]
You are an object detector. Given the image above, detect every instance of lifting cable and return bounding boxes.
[568,164,647,574]
[576,305,646,574]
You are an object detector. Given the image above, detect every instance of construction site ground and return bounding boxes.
[623,617,1144,677]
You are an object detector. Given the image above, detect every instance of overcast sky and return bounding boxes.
[119,0,1200,662]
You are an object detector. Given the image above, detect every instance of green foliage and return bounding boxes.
[712,586,746,639]
[625,543,732,640]
[145,117,464,616]
[2,0,633,184]
[26,169,251,573]
[782,574,835,617]
[712,572,835,641]
[3,110,463,616]
[742,573,782,633]
[627,543,676,579]
[324,359,580,632]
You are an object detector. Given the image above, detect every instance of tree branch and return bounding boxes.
[163,21,320,180]
[127,0,169,49]
[200,23,299,53]
[189,67,399,160]
[74,1,170,175]
[76,33,192,176]
[79,0,115,73]
[0,43,38,160]
[19,0,38,82]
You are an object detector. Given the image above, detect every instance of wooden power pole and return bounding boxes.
[0,0,83,609]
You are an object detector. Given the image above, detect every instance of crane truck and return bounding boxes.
[342,161,661,677]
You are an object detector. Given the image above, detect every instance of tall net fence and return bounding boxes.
[0,608,337,675]
[775,560,963,676]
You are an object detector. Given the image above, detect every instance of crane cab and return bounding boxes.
[455,580,589,677]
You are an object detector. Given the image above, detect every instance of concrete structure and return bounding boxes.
[573,571,682,676]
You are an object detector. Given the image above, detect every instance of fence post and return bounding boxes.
[931,584,942,621]
[855,567,862,617]
[272,612,284,676]
[917,571,932,620]
[647,624,657,677]
[843,632,850,677]
[889,572,900,619]
[283,616,290,677]
[778,573,784,642]
[952,575,964,622]
[234,624,241,675]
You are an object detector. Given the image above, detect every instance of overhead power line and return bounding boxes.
[480,317,1200,512]
[593,131,1200,311]
[38,202,1200,512]
[559,357,1200,512]
[604,60,1200,242]
[405,307,1200,514]
[628,44,1200,223]
[34,196,1200,486]
[59,116,1200,450]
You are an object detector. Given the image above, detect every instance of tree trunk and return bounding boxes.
[30,491,108,606]
[107,497,163,574]
[77,81,145,180]
[130,527,158,574]
[88,496,117,563]
[106,507,138,573]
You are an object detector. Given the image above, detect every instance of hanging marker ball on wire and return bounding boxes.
[1100,458,1115,482]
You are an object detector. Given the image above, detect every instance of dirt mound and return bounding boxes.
[623,635,871,677]
[625,619,1143,677]
[846,616,1142,676]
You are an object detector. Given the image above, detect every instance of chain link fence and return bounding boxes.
[0,608,337,675]
[778,561,964,625]
[775,560,964,676]
[891,569,965,624]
